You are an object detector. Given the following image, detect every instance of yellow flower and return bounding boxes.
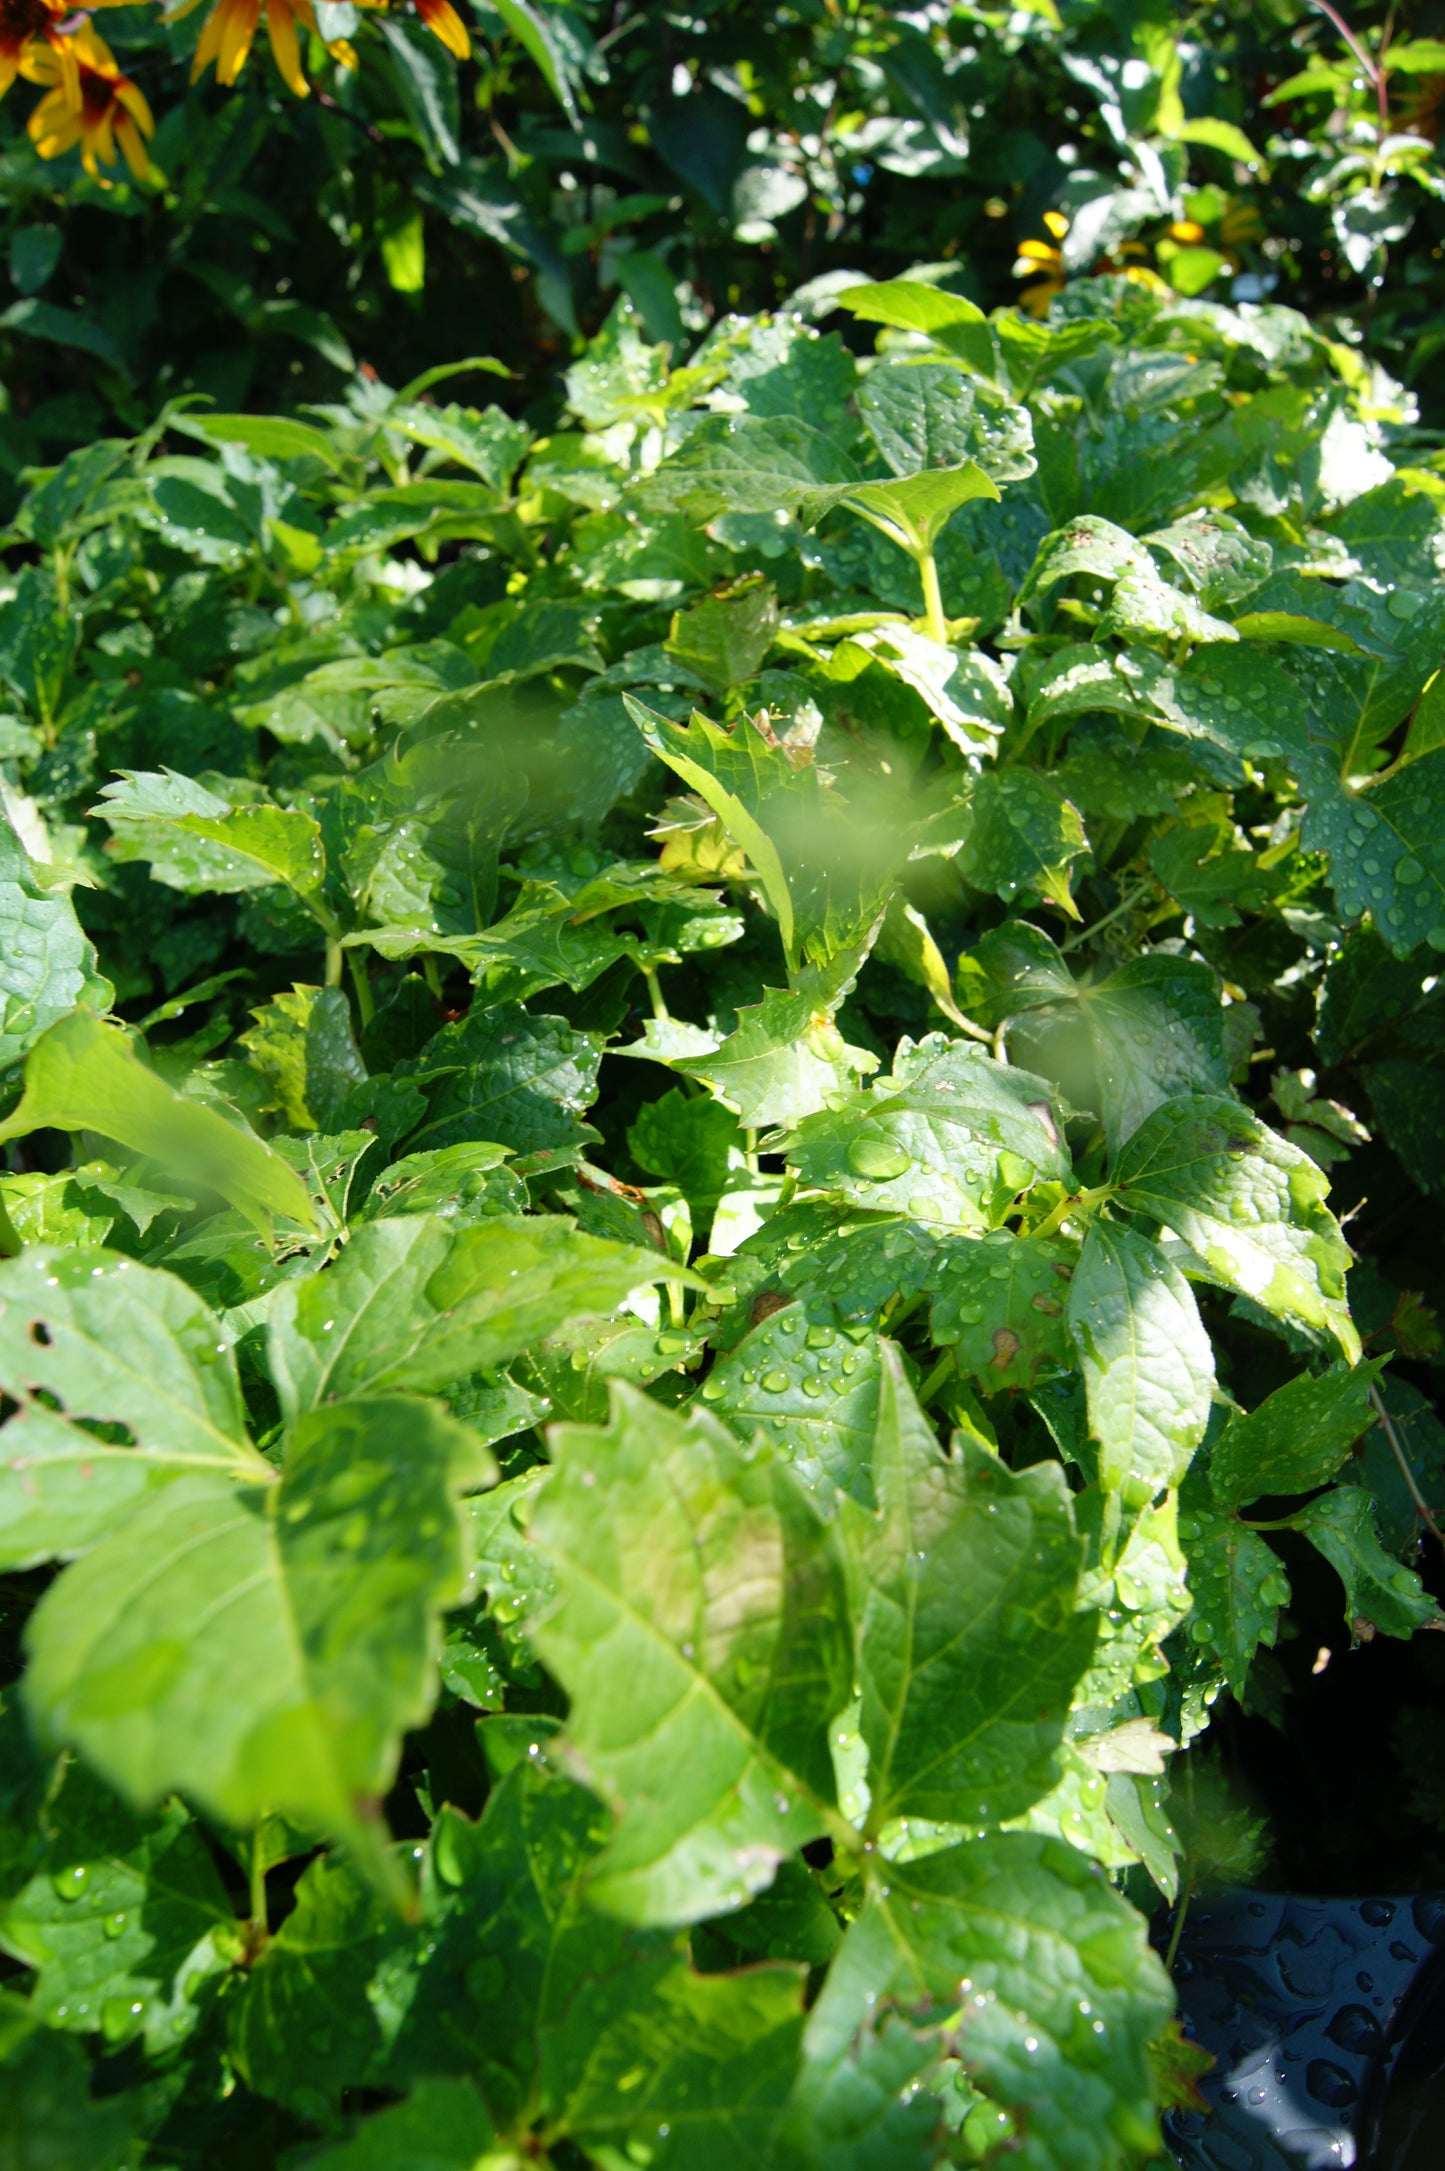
[0,0,77,107]
[193,0,466,98]
[1014,219,1066,318]
[1169,219,1206,243]
[412,0,468,59]
[23,22,153,184]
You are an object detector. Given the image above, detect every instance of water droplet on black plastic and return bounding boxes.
[1327,2005,1382,2057]
[1413,1895,1445,1945]
[1306,2060,1358,2109]
[1360,1900,1396,1927]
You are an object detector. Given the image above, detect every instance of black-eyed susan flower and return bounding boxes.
[1014,208,1068,317]
[24,22,153,182]
[412,0,468,59]
[0,0,78,107]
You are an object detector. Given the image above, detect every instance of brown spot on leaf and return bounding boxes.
[991,1327,1021,1370]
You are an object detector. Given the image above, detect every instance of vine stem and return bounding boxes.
[249,1830,268,1934]
[642,966,669,1021]
[1370,1383,1445,1554]
[1163,1887,1191,1975]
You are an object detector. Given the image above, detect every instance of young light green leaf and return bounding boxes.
[834,279,985,338]
[0,1011,317,1236]
[1066,1223,1214,1505]
[267,1213,695,1415]
[24,1395,490,1845]
[802,1833,1171,2171]
[1111,1091,1359,1359]
[528,1385,853,1924]
[1209,1360,1386,1509]
[846,1345,1094,1828]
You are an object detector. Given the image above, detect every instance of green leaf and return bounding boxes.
[664,583,780,693]
[1066,1223,1214,1504]
[1290,1485,1444,1638]
[0,1012,317,1237]
[0,1990,131,2171]
[24,1396,489,1847]
[1209,1360,1385,1509]
[801,1833,1171,2171]
[95,772,326,900]
[628,1088,742,1236]
[528,1385,853,1924]
[266,1212,693,1413]
[180,413,344,470]
[834,279,985,339]
[396,1008,605,1158]
[1178,1496,1290,1690]
[1111,1091,1359,1360]
[1019,516,1155,608]
[667,954,880,1129]
[955,769,1088,918]
[857,362,1035,485]
[929,1231,1075,1393]
[0,1765,234,2053]
[305,2080,496,2171]
[1301,748,1445,958]
[0,1247,267,1569]
[847,1345,1094,1828]
[699,1298,883,1510]
[785,1037,1069,1231]
[0,804,112,1073]
[962,926,1228,1152]
[383,402,531,494]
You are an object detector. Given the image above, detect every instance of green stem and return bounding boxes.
[642,966,669,1021]
[1163,1885,1191,1975]
[324,939,343,989]
[916,548,948,644]
[917,1349,956,1404]
[348,949,375,1028]
[1028,1184,1114,1242]
[1061,880,1151,955]
[249,1830,268,1934]
[1370,1383,1445,1553]
[421,954,445,1001]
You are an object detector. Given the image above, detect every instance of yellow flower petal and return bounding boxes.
[265,0,309,97]
[115,109,150,181]
[1017,238,1062,265]
[415,0,470,59]
[1043,209,1069,239]
[1169,220,1206,243]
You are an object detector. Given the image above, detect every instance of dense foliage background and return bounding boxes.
[4,3,1445,2168]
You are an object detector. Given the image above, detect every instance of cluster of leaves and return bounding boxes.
[6,0,1445,514]
[3,257,1445,2168]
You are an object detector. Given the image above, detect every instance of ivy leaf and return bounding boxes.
[929,1231,1075,1393]
[1300,747,1445,958]
[1290,1486,1444,1637]
[0,805,112,1072]
[698,1298,883,1510]
[1111,1092,1359,1360]
[0,1247,267,1569]
[0,1764,234,2053]
[1019,515,1155,608]
[23,1396,489,1850]
[800,1833,1171,2171]
[1209,1360,1385,1509]
[266,1213,694,1414]
[955,770,1088,918]
[834,278,985,340]
[528,1385,853,1925]
[785,1037,1069,1231]
[845,1345,1094,1828]
[0,1011,317,1236]
[1066,1224,1214,1505]
[630,414,860,525]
